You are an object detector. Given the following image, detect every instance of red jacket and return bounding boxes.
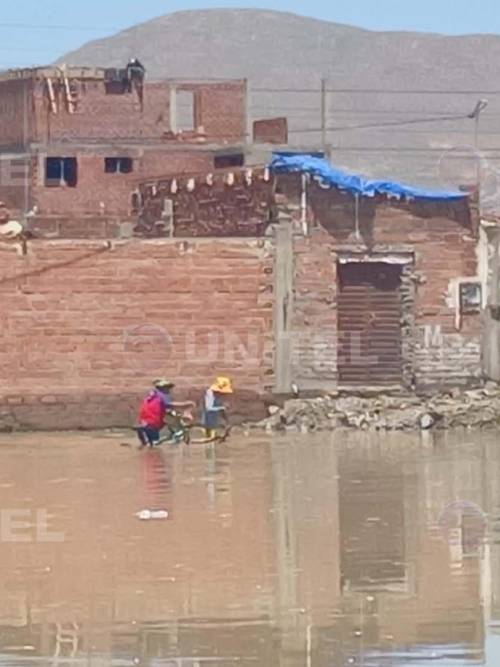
[139,391,166,429]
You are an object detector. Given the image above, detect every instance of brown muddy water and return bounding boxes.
[1,429,500,666]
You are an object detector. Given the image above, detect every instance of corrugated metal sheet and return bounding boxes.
[338,262,403,386]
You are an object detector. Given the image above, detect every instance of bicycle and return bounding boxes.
[136,410,231,447]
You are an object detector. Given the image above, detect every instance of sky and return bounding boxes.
[2,0,500,69]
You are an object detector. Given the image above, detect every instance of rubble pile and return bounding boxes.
[254,383,500,433]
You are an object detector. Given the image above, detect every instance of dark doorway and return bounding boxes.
[337,261,403,386]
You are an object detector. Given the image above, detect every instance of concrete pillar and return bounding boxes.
[483,227,500,380]
[162,197,174,237]
[274,218,294,393]
[244,78,252,146]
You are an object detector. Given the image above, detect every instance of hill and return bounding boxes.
[58,9,500,209]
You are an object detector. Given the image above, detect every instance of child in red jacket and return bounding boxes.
[137,379,193,447]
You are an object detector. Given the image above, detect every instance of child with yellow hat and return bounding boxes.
[203,377,233,438]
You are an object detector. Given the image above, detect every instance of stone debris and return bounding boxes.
[419,413,435,431]
[252,382,500,432]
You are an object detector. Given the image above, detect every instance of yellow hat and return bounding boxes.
[210,376,233,394]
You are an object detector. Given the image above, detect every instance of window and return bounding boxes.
[45,157,78,187]
[176,90,196,132]
[214,153,245,169]
[105,157,133,174]
[459,282,482,314]
[104,68,128,95]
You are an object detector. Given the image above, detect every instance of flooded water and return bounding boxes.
[1,429,500,666]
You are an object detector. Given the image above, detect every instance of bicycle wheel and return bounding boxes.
[186,423,211,444]
[217,425,232,442]
[186,423,231,444]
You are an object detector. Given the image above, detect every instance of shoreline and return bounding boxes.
[2,384,500,436]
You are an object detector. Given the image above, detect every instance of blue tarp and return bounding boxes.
[270,153,468,202]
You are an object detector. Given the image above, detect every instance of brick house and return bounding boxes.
[134,158,483,393]
[0,145,485,429]
[271,157,483,392]
[0,65,249,237]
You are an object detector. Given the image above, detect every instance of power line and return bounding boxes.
[325,109,500,118]
[326,146,500,153]
[255,88,323,94]
[252,105,320,112]
[253,106,500,116]
[331,88,500,95]
[333,128,500,137]
[254,86,500,96]
[286,113,470,134]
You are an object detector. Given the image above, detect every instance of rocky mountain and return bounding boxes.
[58,9,500,209]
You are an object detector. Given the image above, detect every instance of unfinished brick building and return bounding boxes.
[0,64,250,237]
[0,151,486,430]
[136,159,484,392]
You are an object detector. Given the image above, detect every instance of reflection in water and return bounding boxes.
[142,448,172,511]
[0,430,499,665]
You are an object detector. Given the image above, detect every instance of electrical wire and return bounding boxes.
[324,146,500,154]
[283,113,470,134]
[252,106,500,116]
[253,86,500,95]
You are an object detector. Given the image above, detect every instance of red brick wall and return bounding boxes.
[34,80,168,142]
[0,80,33,149]
[138,168,275,237]
[293,232,338,386]
[194,82,246,142]
[253,117,288,144]
[139,148,215,180]
[0,77,245,227]
[0,238,274,430]
[0,155,32,212]
[0,175,482,433]
[287,182,481,389]
[31,149,215,217]
[31,79,245,144]
[374,204,481,387]
[27,215,136,240]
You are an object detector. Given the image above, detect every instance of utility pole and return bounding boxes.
[321,78,327,156]
[468,98,488,212]
[23,79,29,223]
[244,78,251,147]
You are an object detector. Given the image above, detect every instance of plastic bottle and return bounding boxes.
[135,509,169,520]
